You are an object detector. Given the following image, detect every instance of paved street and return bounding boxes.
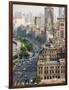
[13,36,40,85]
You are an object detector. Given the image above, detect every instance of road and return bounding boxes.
[13,37,41,85]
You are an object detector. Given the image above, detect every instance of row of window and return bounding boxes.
[44,76,60,79]
[39,70,64,74]
[42,50,57,54]
[39,76,60,80]
[38,66,65,70]
[40,55,57,58]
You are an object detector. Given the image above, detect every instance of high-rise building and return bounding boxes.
[45,7,54,31]
[54,17,65,49]
[35,16,41,27]
[45,7,54,42]
[59,8,65,18]
[33,16,45,37]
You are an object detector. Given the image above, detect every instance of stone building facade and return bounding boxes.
[37,45,65,83]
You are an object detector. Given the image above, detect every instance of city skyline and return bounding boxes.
[13,5,65,23]
[12,4,66,87]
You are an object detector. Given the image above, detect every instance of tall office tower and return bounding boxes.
[59,8,65,18]
[33,16,41,37]
[35,16,41,27]
[45,7,54,42]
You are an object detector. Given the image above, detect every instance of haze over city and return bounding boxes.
[12,4,66,86]
[13,5,64,23]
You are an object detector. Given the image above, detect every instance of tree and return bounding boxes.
[18,38,33,59]
[19,45,29,59]
[32,76,41,84]
[13,54,18,59]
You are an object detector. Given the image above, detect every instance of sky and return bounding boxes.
[13,4,64,23]
[13,5,44,16]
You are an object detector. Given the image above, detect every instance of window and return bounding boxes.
[41,67,42,69]
[50,66,54,69]
[50,76,51,79]
[44,76,46,79]
[56,66,57,69]
[60,30,64,38]
[52,70,54,73]
[44,71,46,74]
[61,23,64,26]
[53,76,54,78]
[55,76,57,78]
[55,70,57,73]
[39,66,42,70]
[39,71,42,74]
[39,71,40,74]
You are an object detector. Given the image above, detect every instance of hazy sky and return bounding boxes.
[13,5,64,22]
[13,5,44,16]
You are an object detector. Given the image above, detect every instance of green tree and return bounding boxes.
[32,76,41,84]
[13,54,18,59]
[18,38,33,59]
[19,45,29,59]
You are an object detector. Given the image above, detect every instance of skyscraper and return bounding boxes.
[45,7,54,31]
[59,8,65,18]
[45,7,54,42]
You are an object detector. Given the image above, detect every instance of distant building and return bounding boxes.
[35,16,41,27]
[45,7,54,32]
[56,18,65,39]
[13,12,26,29]
[13,12,33,29]
[59,8,65,18]
[45,7,54,42]
[39,44,58,59]
[33,16,45,37]
[14,12,22,19]
[25,12,33,25]
[54,17,65,49]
